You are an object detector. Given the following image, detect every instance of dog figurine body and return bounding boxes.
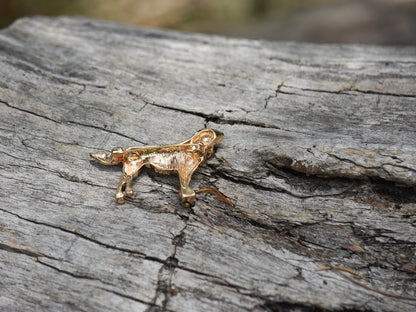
[90,128,224,207]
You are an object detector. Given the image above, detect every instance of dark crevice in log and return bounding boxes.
[146,222,188,312]
[208,164,355,200]
[138,95,307,134]
[291,86,416,98]
[0,243,43,258]
[66,121,145,145]
[264,82,285,109]
[0,98,59,123]
[0,160,114,191]
[98,287,156,308]
[176,263,252,293]
[269,151,416,187]
[328,153,416,175]
[258,299,371,312]
[266,158,416,204]
[21,135,99,152]
[1,206,242,305]
[36,259,103,282]
[0,242,154,306]
[0,98,145,145]
[0,207,150,260]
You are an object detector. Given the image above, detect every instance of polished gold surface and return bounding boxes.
[90,128,232,207]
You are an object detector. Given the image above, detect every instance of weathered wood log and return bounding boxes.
[0,16,415,312]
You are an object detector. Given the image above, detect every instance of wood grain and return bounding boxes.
[0,16,415,312]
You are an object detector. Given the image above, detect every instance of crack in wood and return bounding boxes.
[0,207,152,260]
[36,259,102,282]
[0,98,59,123]
[97,287,155,307]
[1,98,145,145]
[0,242,43,258]
[264,82,285,109]
[209,164,352,200]
[146,222,188,312]
[65,120,145,145]
[137,95,306,134]
[0,160,113,191]
[0,242,156,306]
[286,85,416,98]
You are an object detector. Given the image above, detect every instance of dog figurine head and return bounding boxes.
[187,128,224,159]
[90,147,125,165]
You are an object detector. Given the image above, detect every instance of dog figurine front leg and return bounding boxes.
[179,181,196,207]
[178,165,199,207]
[116,162,143,204]
[116,173,128,204]
[116,173,136,204]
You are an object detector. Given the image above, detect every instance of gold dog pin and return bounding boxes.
[90,128,233,207]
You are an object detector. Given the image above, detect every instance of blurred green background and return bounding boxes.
[1,0,415,44]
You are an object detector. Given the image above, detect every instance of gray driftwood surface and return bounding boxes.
[0,16,415,312]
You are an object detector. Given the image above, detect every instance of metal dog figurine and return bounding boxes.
[90,128,231,207]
